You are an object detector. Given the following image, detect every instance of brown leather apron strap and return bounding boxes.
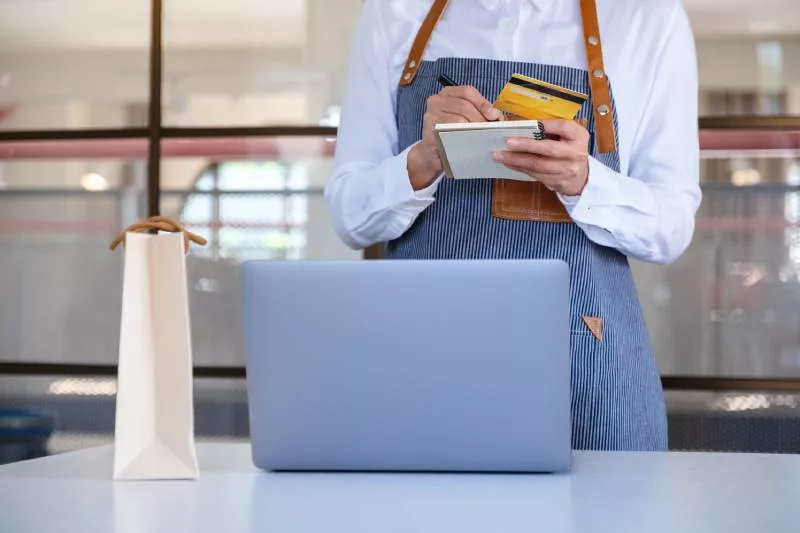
[399,0,451,87]
[579,0,616,153]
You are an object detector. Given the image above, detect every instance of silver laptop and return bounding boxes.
[242,259,572,473]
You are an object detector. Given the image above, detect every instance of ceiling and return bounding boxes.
[0,0,797,51]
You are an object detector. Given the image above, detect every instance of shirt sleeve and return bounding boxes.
[324,0,442,251]
[559,2,702,265]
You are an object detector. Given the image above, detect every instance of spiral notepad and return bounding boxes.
[434,120,545,181]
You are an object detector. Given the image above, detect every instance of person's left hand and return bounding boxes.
[491,119,590,196]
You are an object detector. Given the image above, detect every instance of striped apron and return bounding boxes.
[385,0,668,451]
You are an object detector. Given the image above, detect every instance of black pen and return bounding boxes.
[437,74,458,87]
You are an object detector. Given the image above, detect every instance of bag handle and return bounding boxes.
[110,216,208,253]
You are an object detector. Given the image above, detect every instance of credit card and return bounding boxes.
[495,74,587,120]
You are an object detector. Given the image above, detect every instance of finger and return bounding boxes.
[502,163,559,186]
[539,119,588,142]
[425,108,468,123]
[440,86,502,121]
[500,162,534,180]
[496,161,563,190]
[438,98,487,123]
[427,110,470,126]
[491,151,564,175]
[505,138,570,159]
[427,94,483,123]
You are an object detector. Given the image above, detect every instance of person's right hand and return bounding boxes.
[407,86,502,190]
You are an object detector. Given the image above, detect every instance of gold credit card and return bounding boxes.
[495,74,587,120]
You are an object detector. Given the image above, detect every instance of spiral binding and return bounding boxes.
[533,120,546,141]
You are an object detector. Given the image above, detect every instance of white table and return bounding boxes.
[1,444,799,533]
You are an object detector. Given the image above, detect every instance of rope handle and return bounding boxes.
[110,216,208,253]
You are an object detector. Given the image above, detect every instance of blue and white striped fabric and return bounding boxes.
[388,57,668,451]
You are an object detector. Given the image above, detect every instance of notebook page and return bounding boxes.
[435,123,543,181]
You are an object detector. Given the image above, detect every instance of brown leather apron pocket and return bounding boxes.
[491,179,573,223]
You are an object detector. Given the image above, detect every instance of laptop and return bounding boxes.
[242,259,572,473]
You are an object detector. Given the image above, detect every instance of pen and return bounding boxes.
[437,74,458,87]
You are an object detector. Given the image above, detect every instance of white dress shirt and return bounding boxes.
[325,0,701,264]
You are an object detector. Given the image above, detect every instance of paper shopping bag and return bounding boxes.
[109,216,207,481]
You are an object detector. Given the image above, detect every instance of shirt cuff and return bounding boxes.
[383,144,443,210]
[558,156,622,223]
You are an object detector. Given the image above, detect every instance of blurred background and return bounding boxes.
[0,0,799,462]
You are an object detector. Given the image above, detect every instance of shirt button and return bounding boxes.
[501,18,516,31]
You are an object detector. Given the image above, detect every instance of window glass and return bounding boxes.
[162,0,364,127]
[0,0,150,130]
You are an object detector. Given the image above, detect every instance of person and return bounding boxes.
[325,0,701,451]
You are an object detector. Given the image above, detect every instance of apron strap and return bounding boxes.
[579,0,616,153]
[399,0,450,87]
[399,0,617,153]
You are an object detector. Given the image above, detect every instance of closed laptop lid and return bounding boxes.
[242,259,572,472]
